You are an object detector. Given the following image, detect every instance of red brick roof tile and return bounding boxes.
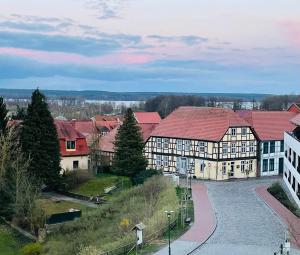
[134,112,161,124]
[150,107,250,141]
[291,113,300,126]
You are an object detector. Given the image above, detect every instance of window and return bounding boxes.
[156,155,162,166]
[270,141,275,153]
[73,160,79,170]
[222,143,228,154]
[184,140,191,152]
[231,143,236,153]
[249,141,255,153]
[263,159,268,172]
[263,142,269,154]
[199,141,206,153]
[241,128,247,136]
[66,141,76,150]
[163,138,169,149]
[241,161,245,172]
[249,160,253,171]
[280,141,284,152]
[163,155,168,167]
[231,128,236,136]
[269,159,274,171]
[200,160,205,173]
[157,138,162,149]
[222,162,226,175]
[241,142,247,153]
[176,140,182,151]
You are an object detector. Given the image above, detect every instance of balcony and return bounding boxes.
[286,130,300,142]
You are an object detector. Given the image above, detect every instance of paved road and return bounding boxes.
[193,178,300,255]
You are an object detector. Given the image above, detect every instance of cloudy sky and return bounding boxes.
[0,0,299,93]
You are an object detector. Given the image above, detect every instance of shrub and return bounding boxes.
[132,169,162,185]
[268,182,300,217]
[59,170,93,191]
[20,243,42,255]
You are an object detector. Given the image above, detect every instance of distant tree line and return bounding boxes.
[261,94,300,111]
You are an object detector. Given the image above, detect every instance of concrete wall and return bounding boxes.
[61,155,89,172]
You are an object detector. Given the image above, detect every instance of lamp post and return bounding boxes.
[164,210,174,255]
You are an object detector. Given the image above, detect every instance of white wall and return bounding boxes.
[61,155,89,172]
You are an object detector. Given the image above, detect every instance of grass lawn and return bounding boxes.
[36,198,90,216]
[70,174,131,197]
[0,223,30,255]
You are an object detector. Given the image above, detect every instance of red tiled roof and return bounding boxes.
[70,120,96,145]
[291,113,300,126]
[287,103,300,113]
[134,112,161,124]
[237,110,297,141]
[150,107,250,141]
[100,126,119,152]
[55,120,89,156]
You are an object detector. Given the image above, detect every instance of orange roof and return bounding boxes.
[100,126,119,152]
[134,112,161,124]
[291,113,300,126]
[151,107,250,141]
[237,110,297,141]
[70,120,96,145]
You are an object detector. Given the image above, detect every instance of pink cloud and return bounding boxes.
[281,21,300,48]
[0,47,157,65]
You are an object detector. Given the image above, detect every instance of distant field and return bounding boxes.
[0,88,270,101]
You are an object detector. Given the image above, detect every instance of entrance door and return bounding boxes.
[279,158,284,175]
[230,162,235,177]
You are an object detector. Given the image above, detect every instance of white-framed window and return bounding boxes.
[157,138,162,149]
[176,139,183,151]
[231,143,236,153]
[231,128,236,136]
[241,127,247,136]
[163,138,169,149]
[156,155,162,166]
[163,155,169,167]
[250,141,255,153]
[184,140,191,152]
[222,162,226,175]
[241,160,245,172]
[199,141,206,153]
[222,143,228,154]
[241,142,247,153]
[66,141,76,150]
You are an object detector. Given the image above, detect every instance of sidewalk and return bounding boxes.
[256,185,300,249]
[154,183,216,255]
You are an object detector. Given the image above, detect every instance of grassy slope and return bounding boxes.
[71,175,130,197]
[0,224,29,255]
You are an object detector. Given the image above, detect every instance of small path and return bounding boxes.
[256,185,300,249]
[154,183,216,255]
[43,192,99,208]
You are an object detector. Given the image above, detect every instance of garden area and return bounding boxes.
[0,221,31,255]
[41,176,180,255]
[268,182,300,217]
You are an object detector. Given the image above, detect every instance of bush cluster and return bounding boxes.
[59,170,93,191]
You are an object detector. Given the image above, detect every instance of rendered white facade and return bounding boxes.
[283,131,300,207]
[260,140,285,176]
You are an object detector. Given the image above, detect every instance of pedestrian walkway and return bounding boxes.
[154,183,216,255]
[256,185,300,249]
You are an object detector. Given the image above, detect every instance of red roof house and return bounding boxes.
[287,103,300,114]
[150,107,249,141]
[237,110,297,141]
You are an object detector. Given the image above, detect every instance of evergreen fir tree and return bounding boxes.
[0,97,8,135]
[20,89,61,188]
[112,108,148,178]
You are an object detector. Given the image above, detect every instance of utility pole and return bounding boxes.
[164,210,174,255]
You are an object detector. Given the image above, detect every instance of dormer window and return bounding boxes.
[66,141,76,150]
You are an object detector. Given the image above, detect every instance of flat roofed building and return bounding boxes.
[146,107,258,180]
[284,113,300,207]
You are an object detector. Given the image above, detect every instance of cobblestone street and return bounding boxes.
[193,178,300,255]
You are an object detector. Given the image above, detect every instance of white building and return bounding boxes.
[237,111,296,177]
[284,114,300,207]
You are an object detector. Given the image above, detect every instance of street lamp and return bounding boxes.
[164,210,174,255]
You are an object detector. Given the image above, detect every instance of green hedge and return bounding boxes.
[268,182,300,217]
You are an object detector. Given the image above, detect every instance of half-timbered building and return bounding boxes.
[145,107,258,180]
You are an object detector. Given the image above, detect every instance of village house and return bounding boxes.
[284,113,300,207]
[55,120,89,171]
[145,107,258,180]
[237,110,297,177]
